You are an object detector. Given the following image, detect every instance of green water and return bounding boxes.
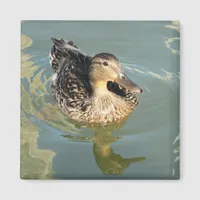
[21,21,179,179]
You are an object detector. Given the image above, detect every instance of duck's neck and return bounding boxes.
[91,82,115,102]
[90,83,122,117]
[91,81,108,94]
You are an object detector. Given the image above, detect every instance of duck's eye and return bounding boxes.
[103,61,108,66]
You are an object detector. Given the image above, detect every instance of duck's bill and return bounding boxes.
[115,74,143,93]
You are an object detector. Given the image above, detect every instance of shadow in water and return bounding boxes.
[62,126,146,175]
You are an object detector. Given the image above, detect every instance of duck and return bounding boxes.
[49,38,143,125]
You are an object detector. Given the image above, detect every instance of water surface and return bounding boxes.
[21,21,179,179]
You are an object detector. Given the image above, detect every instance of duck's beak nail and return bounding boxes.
[130,85,143,93]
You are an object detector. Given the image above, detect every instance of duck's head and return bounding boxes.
[89,53,143,95]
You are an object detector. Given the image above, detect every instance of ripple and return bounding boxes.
[172,134,180,178]
[21,29,179,178]
[165,21,180,32]
[21,35,56,179]
[164,21,180,55]
[122,61,179,93]
[21,34,82,179]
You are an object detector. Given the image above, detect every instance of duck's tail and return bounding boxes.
[49,38,81,72]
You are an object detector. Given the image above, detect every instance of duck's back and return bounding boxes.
[49,38,92,114]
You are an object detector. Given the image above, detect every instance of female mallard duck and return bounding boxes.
[49,38,143,125]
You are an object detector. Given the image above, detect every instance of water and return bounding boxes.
[21,21,180,179]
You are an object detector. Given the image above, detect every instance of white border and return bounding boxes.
[1,0,200,199]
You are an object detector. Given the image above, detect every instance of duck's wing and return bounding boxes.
[50,38,92,109]
[50,38,91,73]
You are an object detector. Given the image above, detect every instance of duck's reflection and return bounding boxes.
[93,131,145,175]
[62,130,145,175]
